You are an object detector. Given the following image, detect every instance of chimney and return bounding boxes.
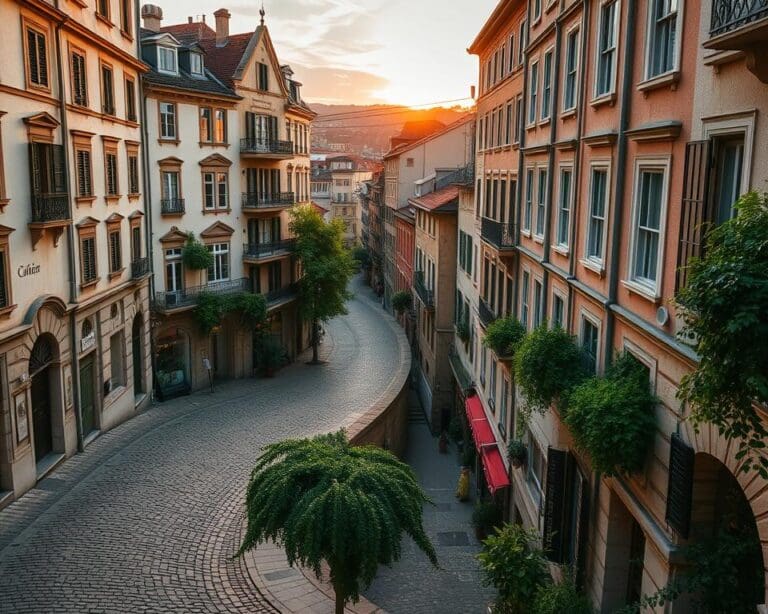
[188,16,193,24]
[141,4,163,33]
[214,8,231,46]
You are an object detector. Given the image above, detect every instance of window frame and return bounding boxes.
[579,310,602,374]
[593,0,621,100]
[190,52,204,77]
[207,242,231,283]
[523,167,534,233]
[534,166,548,239]
[0,227,15,314]
[78,224,99,288]
[541,48,554,121]
[563,26,580,112]
[643,0,683,82]
[528,60,539,126]
[108,226,123,277]
[583,162,611,270]
[551,290,566,330]
[103,139,120,200]
[158,101,178,141]
[23,19,51,92]
[125,77,137,122]
[100,61,115,116]
[70,45,88,107]
[72,131,94,202]
[202,171,230,211]
[157,46,178,75]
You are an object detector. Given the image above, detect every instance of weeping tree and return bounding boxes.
[238,431,438,614]
[290,205,356,364]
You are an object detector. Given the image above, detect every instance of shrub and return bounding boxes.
[391,290,412,314]
[194,292,224,335]
[676,191,768,476]
[471,500,503,537]
[182,234,214,270]
[255,336,288,376]
[229,293,268,329]
[483,316,526,357]
[514,326,588,412]
[477,524,549,614]
[351,245,371,269]
[564,354,656,476]
[532,577,595,614]
[507,439,527,467]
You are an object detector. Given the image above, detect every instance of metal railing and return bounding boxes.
[131,257,150,279]
[161,198,185,215]
[240,138,293,155]
[479,298,498,328]
[31,194,69,223]
[435,163,476,191]
[242,192,295,209]
[481,218,516,250]
[243,240,296,260]
[413,271,434,309]
[153,278,251,311]
[449,345,473,392]
[265,282,299,305]
[711,0,768,36]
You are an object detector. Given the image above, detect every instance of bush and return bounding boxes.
[194,292,225,335]
[351,245,371,269]
[477,524,549,614]
[564,354,656,476]
[391,290,412,314]
[514,326,588,412]
[472,500,502,537]
[483,316,526,357]
[532,577,595,614]
[182,234,214,270]
[255,336,288,376]
[229,293,268,329]
[507,439,527,466]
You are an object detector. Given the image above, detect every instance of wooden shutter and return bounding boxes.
[0,252,7,308]
[72,53,86,105]
[565,454,590,587]
[543,447,568,563]
[52,144,66,194]
[29,142,43,197]
[132,227,141,260]
[676,140,712,291]
[77,150,91,196]
[665,432,695,539]
[82,237,96,282]
[245,112,255,140]
[109,231,121,272]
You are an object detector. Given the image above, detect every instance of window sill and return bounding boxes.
[120,29,134,43]
[128,193,141,201]
[580,258,605,277]
[105,195,121,205]
[561,108,577,120]
[95,13,114,28]
[108,269,125,281]
[75,196,96,206]
[80,279,99,291]
[589,92,616,108]
[201,208,232,215]
[0,304,18,319]
[621,279,661,304]
[533,235,544,245]
[526,123,537,131]
[539,117,551,127]
[637,71,680,93]
[521,229,532,239]
[0,198,9,213]
[158,138,180,146]
[552,244,569,256]
[198,141,230,148]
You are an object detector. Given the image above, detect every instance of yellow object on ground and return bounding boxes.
[455,466,470,501]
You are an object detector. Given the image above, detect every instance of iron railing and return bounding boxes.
[481,218,516,250]
[243,240,296,260]
[435,163,476,191]
[131,257,150,279]
[479,298,498,328]
[31,194,69,223]
[413,271,434,309]
[710,0,768,36]
[449,345,473,392]
[161,198,185,215]
[265,282,299,306]
[240,138,293,155]
[153,278,251,311]
[242,192,295,209]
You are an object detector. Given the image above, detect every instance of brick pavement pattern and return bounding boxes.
[0,278,401,614]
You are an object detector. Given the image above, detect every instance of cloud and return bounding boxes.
[291,64,389,105]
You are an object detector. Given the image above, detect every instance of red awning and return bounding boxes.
[465,396,495,448]
[481,445,511,494]
[465,395,485,422]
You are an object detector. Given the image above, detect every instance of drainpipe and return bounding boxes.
[53,3,85,453]
[603,0,637,368]
[513,17,531,315]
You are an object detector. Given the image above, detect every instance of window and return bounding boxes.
[480,346,487,387]
[595,0,619,97]
[524,169,534,232]
[552,294,564,329]
[586,168,609,263]
[26,26,49,89]
[214,110,226,143]
[713,137,744,225]
[533,279,543,328]
[535,168,547,236]
[207,244,229,282]
[541,50,553,120]
[101,64,115,115]
[519,20,526,65]
[200,107,213,142]
[505,101,513,145]
[159,102,176,140]
[499,377,510,438]
[109,229,122,273]
[508,34,515,70]
[165,248,183,294]
[631,168,665,289]
[105,151,118,196]
[557,168,572,247]
[406,157,414,168]
[71,51,87,106]
[0,250,9,310]
[581,317,599,373]
[521,271,530,328]
[161,171,180,200]
[125,78,136,121]
[190,53,204,76]
[158,47,177,74]
[563,29,579,111]
[110,332,125,390]
[257,62,269,91]
[533,0,542,21]
[97,0,110,19]
[81,236,97,284]
[646,0,678,79]
[526,431,547,502]
[203,172,229,210]
[120,0,132,35]
[513,95,522,144]
[528,61,538,124]
[76,150,92,197]
[128,154,139,195]
[131,225,141,261]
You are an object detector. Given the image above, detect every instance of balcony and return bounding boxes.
[131,257,150,280]
[161,198,185,216]
[242,192,295,211]
[449,345,473,393]
[435,163,476,191]
[413,271,434,310]
[240,138,294,159]
[243,240,296,262]
[481,218,516,253]
[265,282,299,308]
[478,298,497,329]
[29,194,71,249]
[152,278,251,312]
[706,0,768,82]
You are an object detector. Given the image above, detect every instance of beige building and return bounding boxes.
[0,0,152,504]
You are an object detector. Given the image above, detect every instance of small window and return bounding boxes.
[125,79,136,121]
[0,251,9,309]
[120,0,132,34]
[532,0,542,20]
[521,271,530,328]
[71,51,88,106]
[586,168,609,263]
[557,168,572,247]
[257,62,269,91]
[128,154,139,195]
[581,318,599,373]
[518,20,526,65]
[631,168,665,289]
[646,0,678,79]
[563,29,580,111]
[528,61,538,125]
[190,53,204,76]
[109,229,122,273]
[595,0,619,97]
[207,243,230,282]
[110,331,125,389]
[101,64,115,115]
[76,150,92,197]
[158,47,177,74]
[533,279,543,328]
[97,0,110,19]
[203,172,229,210]
[200,107,213,142]
[535,168,547,237]
[159,102,176,140]
[214,109,226,143]
[81,236,97,284]
[26,26,49,89]
[552,294,565,329]
[541,50,553,120]
[406,158,414,168]
[524,168,534,231]
[105,152,118,196]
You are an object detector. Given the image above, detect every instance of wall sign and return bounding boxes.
[17,263,41,278]
[14,392,28,444]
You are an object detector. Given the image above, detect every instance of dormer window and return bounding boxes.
[190,53,204,76]
[158,46,177,74]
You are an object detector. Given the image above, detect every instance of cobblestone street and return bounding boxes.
[0,279,402,613]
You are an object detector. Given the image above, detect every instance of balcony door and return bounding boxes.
[165,248,183,307]
[245,112,278,147]
[249,218,281,246]
[712,136,744,225]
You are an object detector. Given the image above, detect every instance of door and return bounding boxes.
[79,355,96,435]
[165,248,183,307]
[132,317,143,395]
[31,368,53,461]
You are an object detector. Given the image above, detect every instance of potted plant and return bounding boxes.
[456,319,471,343]
[483,316,526,359]
[391,290,412,315]
[472,500,502,541]
[256,337,287,377]
[507,439,527,469]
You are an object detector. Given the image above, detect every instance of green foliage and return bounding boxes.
[229,293,268,329]
[193,292,268,335]
[182,233,214,270]
[476,524,549,614]
[194,292,225,335]
[532,576,595,614]
[391,290,412,314]
[483,316,526,357]
[507,439,527,464]
[255,336,288,375]
[514,326,588,413]
[456,319,470,343]
[564,353,657,476]
[471,500,503,535]
[351,245,371,269]
[238,431,437,610]
[676,191,768,477]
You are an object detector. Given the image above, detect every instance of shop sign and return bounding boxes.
[17,263,41,278]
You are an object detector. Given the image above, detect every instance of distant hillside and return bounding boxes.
[310,103,471,157]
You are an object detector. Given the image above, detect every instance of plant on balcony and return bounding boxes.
[290,205,356,364]
[514,326,588,414]
[507,439,527,469]
[391,290,412,314]
[182,233,214,271]
[194,292,225,335]
[532,576,595,614]
[483,316,526,358]
[564,354,656,477]
[675,191,768,477]
[476,524,549,614]
[456,319,471,343]
[228,293,268,330]
[237,430,437,614]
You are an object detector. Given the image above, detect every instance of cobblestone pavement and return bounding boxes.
[0,278,402,614]
[363,392,496,614]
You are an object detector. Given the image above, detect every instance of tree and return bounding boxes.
[238,431,438,614]
[290,205,356,364]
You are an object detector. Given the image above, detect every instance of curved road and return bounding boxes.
[0,279,402,613]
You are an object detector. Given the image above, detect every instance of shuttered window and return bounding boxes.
[543,447,567,562]
[97,0,109,19]
[81,237,97,283]
[29,142,67,196]
[676,140,711,292]
[101,65,115,115]
[76,150,92,197]
[125,79,136,121]
[257,62,269,91]
[27,27,48,88]
[109,230,121,273]
[665,433,695,538]
[128,155,139,194]
[72,52,87,106]
[0,252,8,309]
[105,153,118,195]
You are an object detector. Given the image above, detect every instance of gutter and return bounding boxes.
[513,18,531,318]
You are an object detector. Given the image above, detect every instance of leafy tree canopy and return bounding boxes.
[182,233,214,271]
[483,316,526,357]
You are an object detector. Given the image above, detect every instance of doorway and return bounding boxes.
[132,316,144,396]
[79,354,96,436]
[30,335,57,463]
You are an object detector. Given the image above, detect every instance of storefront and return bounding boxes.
[465,394,510,504]
[155,328,191,400]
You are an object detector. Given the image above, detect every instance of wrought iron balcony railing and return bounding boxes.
[413,271,434,309]
[481,218,516,250]
[153,278,251,311]
[240,138,294,155]
[31,194,70,223]
[435,163,476,191]
[479,298,498,328]
[710,0,768,36]
[131,257,150,279]
[242,192,295,209]
[265,282,299,305]
[161,198,185,215]
[243,240,296,260]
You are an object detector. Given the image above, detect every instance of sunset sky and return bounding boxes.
[159,0,498,106]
